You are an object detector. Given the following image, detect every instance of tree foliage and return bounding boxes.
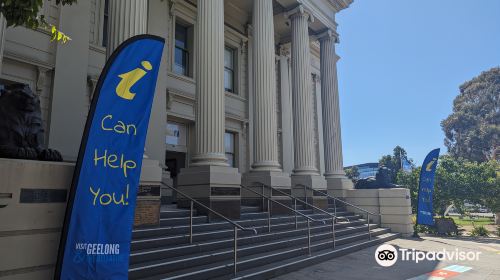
[344,166,360,181]
[397,155,499,216]
[1,0,77,28]
[1,0,75,43]
[441,67,500,162]
[379,145,413,183]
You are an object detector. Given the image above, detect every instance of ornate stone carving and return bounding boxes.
[36,67,49,93]
[0,83,62,161]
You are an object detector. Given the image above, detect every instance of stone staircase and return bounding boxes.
[128,204,400,280]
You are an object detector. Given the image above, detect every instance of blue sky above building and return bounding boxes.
[336,0,500,167]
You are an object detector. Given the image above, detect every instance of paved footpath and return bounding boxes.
[273,236,500,280]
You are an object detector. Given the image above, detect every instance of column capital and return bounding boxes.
[316,29,340,43]
[169,0,179,17]
[284,5,314,23]
[279,43,291,57]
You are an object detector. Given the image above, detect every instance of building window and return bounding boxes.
[225,132,236,167]
[102,0,109,47]
[224,47,235,93]
[174,23,190,76]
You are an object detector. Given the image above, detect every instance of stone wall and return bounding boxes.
[0,158,161,279]
[0,159,73,279]
[344,188,413,237]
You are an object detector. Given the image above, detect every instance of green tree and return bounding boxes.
[396,167,420,213]
[379,146,412,183]
[397,155,499,222]
[344,166,360,181]
[1,0,76,43]
[441,67,500,162]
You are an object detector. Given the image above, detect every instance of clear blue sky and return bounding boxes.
[336,0,500,167]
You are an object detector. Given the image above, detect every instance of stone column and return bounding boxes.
[190,0,227,167]
[242,0,290,213]
[0,14,6,75]
[319,30,353,197]
[177,0,241,219]
[106,0,148,57]
[286,6,327,208]
[107,0,170,202]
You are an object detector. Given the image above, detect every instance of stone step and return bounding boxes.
[131,219,367,251]
[133,213,363,239]
[130,222,377,264]
[160,209,197,219]
[129,228,392,280]
[230,232,401,280]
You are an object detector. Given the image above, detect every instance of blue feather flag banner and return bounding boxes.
[416,148,440,226]
[55,35,165,279]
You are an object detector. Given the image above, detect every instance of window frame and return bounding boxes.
[174,23,190,77]
[102,0,109,47]
[224,131,237,168]
[224,46,236,94]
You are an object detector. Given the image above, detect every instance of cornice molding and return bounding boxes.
[329,0,354,12]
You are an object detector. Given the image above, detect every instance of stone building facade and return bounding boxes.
[0,0,354,215]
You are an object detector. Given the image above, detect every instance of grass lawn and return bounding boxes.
[447,216,494,226]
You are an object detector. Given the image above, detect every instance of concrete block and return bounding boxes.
[178,165,241,185]
[0,232,60,271]
[0,157,163,278]
[380,206,413,215]
[0,159,73,232]
[344,189,379,198]
[379,197,411,207]
[345,205,380,215]
[140,158,162,182]
[378,188,410,198]
[345,197,380,207]
[381,214,413,224]
[242,170,291,188]
[0,267,54,280]
[326,177,354,192]
[291,174,327,189]
[382,223,414,236]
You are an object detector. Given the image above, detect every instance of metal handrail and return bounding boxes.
[241,185,325,255]
[258,184,349,248]
[265,185,349,222]
[163,184,256,275]
[301,185,381,240]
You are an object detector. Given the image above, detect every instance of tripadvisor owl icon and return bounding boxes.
[375,244,398,267]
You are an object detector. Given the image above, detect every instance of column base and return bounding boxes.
[242,171,291,215]
[177,165,241,219]
[325,175,354,198]
[291,174,328,210]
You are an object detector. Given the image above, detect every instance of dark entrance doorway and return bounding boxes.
[165,151,186,203]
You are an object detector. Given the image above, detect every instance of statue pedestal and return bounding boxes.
[0,158,74,279]
[344,188,413,237]
[0,156,163,278]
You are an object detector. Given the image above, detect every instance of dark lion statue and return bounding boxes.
[355,166,399,189]
[0,83,62,161]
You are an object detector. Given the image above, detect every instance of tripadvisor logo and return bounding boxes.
[374,244,481,267]
[375,244,398,267]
